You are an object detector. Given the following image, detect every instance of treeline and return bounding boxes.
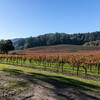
[0,40,14,54]
[13,31,100,50]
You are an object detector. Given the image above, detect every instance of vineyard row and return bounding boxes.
[0,54,100,76]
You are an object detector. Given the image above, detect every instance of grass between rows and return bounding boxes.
[0,64,100,93]
[1,59,100,78]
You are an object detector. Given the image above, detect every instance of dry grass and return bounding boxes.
[9,44,100,54]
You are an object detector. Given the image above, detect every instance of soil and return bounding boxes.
[0,64,100,100]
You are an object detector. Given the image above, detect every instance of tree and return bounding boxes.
[0,40,15,54]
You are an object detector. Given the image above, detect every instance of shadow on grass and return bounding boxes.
[8,81,28,88]
[2,68,100,100]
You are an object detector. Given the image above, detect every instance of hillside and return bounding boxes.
[11,38,22,43]
[9,44,100,54]
[13,31,100,50]
[84,40,100,47]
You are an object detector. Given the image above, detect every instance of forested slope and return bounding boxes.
[13,31,100,50]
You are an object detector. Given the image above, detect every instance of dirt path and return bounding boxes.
[17,83,100,100]
[0,64,100,100]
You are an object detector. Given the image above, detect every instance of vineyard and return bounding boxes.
[0,53,100,78]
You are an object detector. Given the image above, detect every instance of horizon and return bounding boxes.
[0,0,100,39]
[1,31,100,40]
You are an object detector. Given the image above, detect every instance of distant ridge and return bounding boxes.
[12,38,23,43]
[12,31,100,50]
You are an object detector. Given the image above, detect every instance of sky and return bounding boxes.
[0,0,100,39]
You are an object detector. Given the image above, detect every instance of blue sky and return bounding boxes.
[0,0,100,39]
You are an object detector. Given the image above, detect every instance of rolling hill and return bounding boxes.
[9,44,100,54]
[12,31,100,50]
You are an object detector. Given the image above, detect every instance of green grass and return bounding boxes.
[0,64,100,93]
[1,59,100,78]
[20,60,100,78]
[7,81,28,88]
